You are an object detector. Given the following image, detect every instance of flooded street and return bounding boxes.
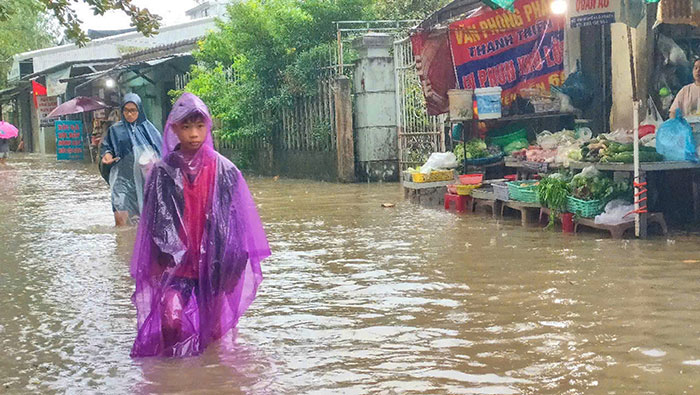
[3,154,700,394]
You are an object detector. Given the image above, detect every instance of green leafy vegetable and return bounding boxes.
[537,175,572,230]
[464,139,489,159]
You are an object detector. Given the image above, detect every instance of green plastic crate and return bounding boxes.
[486,123,529,149]
[566,196,603,218]
[506,180,539,203]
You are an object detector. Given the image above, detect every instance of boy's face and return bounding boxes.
[173,118,207,151]
[123,102,139,123]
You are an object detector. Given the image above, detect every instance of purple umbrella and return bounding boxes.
[47,96,109,118]
[0,121,19,139]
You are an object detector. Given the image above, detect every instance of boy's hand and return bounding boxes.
[102,153,120,165]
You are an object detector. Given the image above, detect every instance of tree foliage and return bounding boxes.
[179,0,371,142]
[178,0,451,144]
[0,2,57,88]
[371,0,451,19]
[0,0,161,46]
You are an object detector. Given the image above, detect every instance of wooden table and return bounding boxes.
[402,180,453,208]
[504,159,563,179]
[501,200,542,227]
[569,161,700,237]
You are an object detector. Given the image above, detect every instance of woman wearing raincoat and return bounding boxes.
[100,93,163,226]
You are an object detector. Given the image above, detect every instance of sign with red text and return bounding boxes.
[55,120,84,160]
[569,0,619,27]
[37,95,58,127]
[449,0,565,106]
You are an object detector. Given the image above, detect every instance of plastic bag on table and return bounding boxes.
[655,109,698,162]
[601,128,633,144]
[594,200,635,225]
[536,131,556,150]
[420,152,458,173]
[578,165,600,179]
[555,143,580,167]
[640,133,656,148]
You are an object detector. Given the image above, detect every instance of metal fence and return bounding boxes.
[280,77,338,152]
[393,36,447,171]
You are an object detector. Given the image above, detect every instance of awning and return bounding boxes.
[59,53,192,92]
[20,59,120,96]
[418,0,487,30]
[0,84,29,103]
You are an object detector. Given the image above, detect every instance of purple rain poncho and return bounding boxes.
[130,93,270,358]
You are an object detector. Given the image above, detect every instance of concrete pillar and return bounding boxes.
[352,33,398,182]
[18,90,34,152]
[334,75,355,182]
[610,10,653,130]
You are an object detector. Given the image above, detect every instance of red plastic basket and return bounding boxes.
[459,173,484,185]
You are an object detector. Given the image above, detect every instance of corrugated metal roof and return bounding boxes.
[418,0,486,30]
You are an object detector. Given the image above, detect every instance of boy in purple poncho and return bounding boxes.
[130,93,270,358]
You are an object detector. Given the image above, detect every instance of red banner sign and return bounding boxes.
[449,0,565,106]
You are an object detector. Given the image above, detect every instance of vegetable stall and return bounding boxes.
[401,0,700,238]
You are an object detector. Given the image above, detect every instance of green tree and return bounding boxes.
[0,2,57,88]
[181,0,372,143]
[371,0,451,19]
[0,0,161,46]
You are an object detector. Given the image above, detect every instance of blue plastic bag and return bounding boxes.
[560,60,592,111]
[656,109,698,162]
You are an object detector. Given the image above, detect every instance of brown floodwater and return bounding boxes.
[2,154,700,394]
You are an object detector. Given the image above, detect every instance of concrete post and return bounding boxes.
[352,33,398,182]
[334,75,355,183]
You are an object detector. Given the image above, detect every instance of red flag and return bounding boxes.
[32,80,47,108]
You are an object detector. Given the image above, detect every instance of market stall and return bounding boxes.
[402,0,700,238]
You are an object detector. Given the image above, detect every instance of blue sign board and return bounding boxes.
[55,120,84,160]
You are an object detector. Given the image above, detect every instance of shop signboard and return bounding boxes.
[37,95,58,127]
[449,0,565,106]
[569,0,620,27]
[55,120,84,160]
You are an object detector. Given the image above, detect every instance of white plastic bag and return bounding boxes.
[594,199,635,225]
[640,133,656,148]
[641,96,662,129]
[601,129,633,144]
[421,152,458,173]
[556,91,576,113]
[581,165,600,178]
[555,143,580,167]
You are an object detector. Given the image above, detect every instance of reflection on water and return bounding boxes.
[2,154,700,394]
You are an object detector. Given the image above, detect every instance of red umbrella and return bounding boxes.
[47,96,110,118]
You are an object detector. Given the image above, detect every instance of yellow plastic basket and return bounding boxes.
[456,184,481,195]
[411,170,455,183]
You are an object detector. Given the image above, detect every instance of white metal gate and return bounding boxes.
[394,36,446,171]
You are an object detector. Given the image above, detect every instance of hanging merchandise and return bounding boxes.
[560,60,592,111]
[639,96,662,137]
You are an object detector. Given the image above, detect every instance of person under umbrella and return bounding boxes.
[100,93,163,226]
[0,121,19,166]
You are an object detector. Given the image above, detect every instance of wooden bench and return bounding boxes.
[574,213,668,239]
[403,180,453,208]
[470,198,502,218]
[501,200,542,226]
